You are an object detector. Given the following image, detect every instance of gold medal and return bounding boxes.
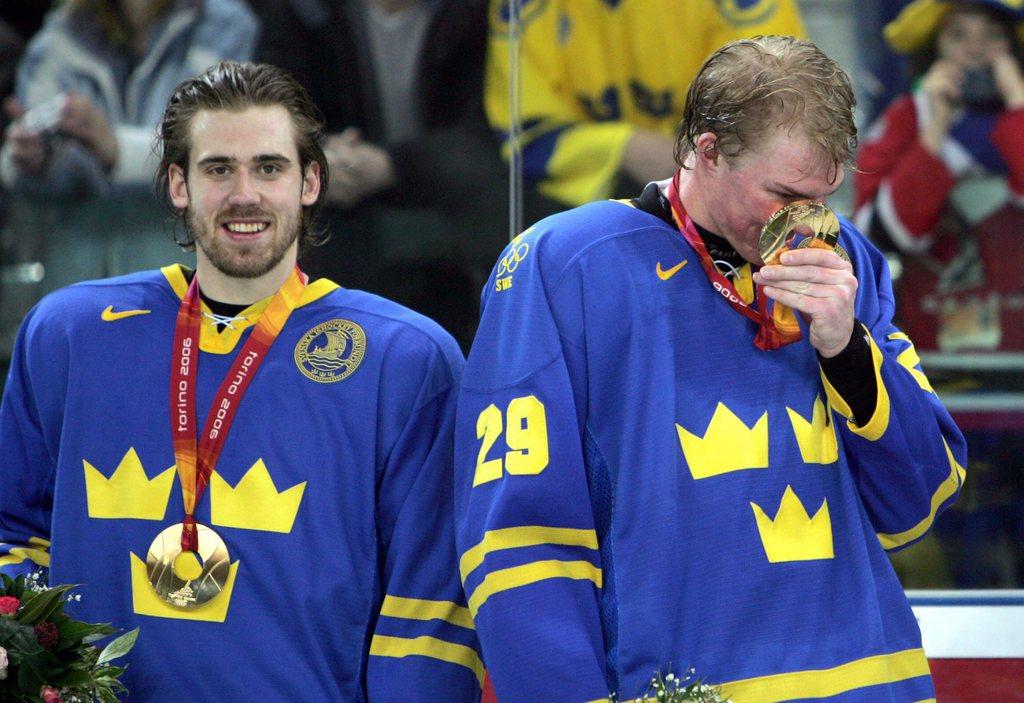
[145,523,231,609]
[759,200,847,266]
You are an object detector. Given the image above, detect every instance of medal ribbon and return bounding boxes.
[666,172,800,350]
[169,267,307,552]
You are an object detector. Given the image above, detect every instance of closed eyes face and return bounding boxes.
[708,128,844,265]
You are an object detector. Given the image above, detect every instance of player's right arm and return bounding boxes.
[455,226,610,702]
[0,303,64,578]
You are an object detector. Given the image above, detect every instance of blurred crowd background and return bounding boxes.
[0,0,1021,590]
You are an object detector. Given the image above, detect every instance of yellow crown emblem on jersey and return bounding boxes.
[210,459,306,533]
[83,448,175,521]
[676,402,768,479]
[751,486,834,563]
[787,396,838,465]
[129,552,239,623]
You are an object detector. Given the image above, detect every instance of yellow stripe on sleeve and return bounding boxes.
[380,595,475,630]
[0,537,52,569]
[467,559,602,618]
[459,526,598,583]
[369,634,485,687]
[720,648,930,702]
[821,326,890,441]
[610,650,931,702]
[877,439,966,550]
[888,332,935,393]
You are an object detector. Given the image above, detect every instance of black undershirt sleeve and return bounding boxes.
[817,321,878,425]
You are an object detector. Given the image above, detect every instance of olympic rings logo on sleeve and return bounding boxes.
[714,0,778,27]
[497,242,530,275]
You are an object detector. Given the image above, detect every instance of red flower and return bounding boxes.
[0,596,19,616]
[34,622,59,650]
[39,686,61,703]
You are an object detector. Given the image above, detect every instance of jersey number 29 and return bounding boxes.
[473,395,550,486]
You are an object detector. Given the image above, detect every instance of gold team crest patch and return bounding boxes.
[294,319,366,383]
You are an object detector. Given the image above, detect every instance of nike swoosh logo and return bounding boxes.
[101,305,151,322]
[656,259,688,281]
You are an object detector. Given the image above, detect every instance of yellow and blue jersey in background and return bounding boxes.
[486,0,805,206]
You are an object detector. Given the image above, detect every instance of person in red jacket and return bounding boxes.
[855,0,1024,352]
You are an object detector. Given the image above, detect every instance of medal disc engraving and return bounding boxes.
[759,200,842,266]
[146,523,230,609]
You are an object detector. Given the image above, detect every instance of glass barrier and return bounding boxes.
[0,1,1018,594]
[492,2,1023,699]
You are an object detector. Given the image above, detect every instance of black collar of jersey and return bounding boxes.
[632,182,747,272]
[183,268,253,320]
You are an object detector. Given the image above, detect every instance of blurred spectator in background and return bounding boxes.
[485,0,805,210]
[853,0,914,127]
[0,1,52,385]
[251,0,514,351]
[858,0,1024,592]
[0,3,53,132]
[855,0,1024,352]
[0,0,257,298]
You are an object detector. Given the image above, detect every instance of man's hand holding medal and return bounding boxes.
[752,201,858,358]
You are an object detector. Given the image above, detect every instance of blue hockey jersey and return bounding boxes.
[0,265,481,702]
[455,200,966,702]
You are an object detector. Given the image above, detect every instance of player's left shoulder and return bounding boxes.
[499,200,663,284]
[304,286,464,380]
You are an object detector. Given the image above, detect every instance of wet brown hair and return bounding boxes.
[675,35,858,183]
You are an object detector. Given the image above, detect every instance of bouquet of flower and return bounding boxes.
[0,573,138,703]
[613,668,733,703]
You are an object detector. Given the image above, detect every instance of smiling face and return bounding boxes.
[695,127,845,265]
[937,8,1013,70]
[167,105,320,285]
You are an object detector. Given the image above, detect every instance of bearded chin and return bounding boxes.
[186,209,301,280]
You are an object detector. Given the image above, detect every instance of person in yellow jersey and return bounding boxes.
[485,0,805,207]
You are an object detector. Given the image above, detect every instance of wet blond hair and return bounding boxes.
[675,35,857,182]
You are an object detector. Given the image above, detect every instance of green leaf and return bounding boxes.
[12,574,25,598]
[56,619,114,650]
[0,615,28,643]
[96,664,126,679]
[16,585,73,625]
[6,622,43,655]
[16,649,55,692]
[96,627,139,665]
[49,668,95,687]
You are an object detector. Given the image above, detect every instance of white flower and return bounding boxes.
[0,644,8,680]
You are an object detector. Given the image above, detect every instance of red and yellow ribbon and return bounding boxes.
[169,267,307,551]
